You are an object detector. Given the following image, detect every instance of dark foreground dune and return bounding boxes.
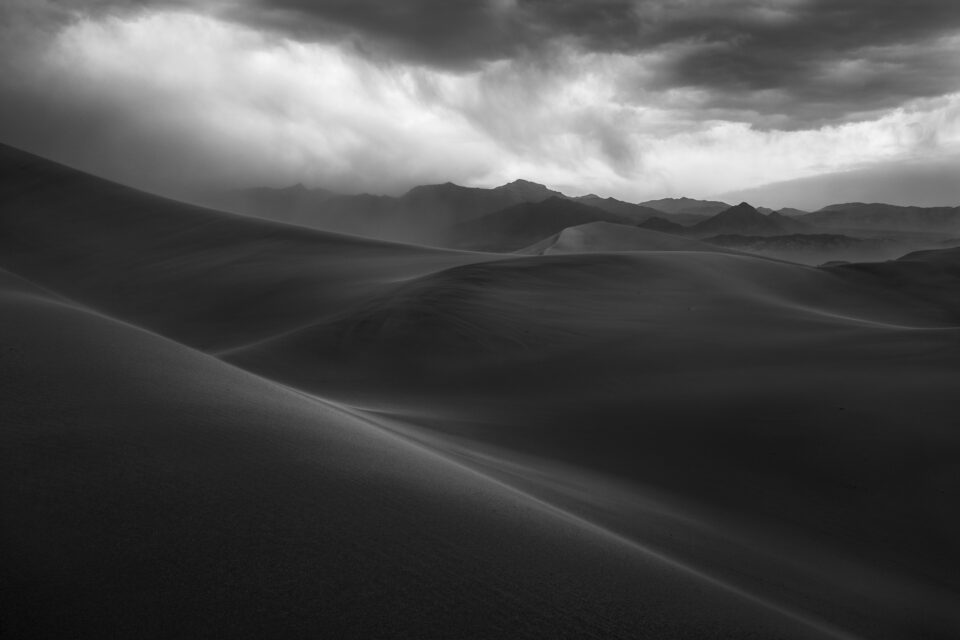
[2,269,844,639]
[2,143,960,639]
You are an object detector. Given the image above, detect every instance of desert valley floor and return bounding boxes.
[2,143,959,638]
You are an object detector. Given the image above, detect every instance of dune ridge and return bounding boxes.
[1,267,850,639]
[517,221,737,255]
[3,143,960,639]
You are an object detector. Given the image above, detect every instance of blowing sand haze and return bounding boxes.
[2,2,960,639]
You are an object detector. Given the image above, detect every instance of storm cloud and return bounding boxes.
[0,0,958,202]
[225,0,960,125]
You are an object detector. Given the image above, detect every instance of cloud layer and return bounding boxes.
[1,1,959,203]
[229,0,960,126]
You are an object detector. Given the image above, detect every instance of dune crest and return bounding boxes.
[518,221,737,255]
[3,144,960,639]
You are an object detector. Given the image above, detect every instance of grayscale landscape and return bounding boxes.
[2,2,959,639]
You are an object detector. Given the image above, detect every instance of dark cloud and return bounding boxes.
[0,0,957,201]
[226,1,530,65]
[652,0,960,126]
[4,1,960,127]
[224,0,960,126]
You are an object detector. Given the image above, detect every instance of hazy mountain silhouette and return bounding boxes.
[776,207,810,217]
[638,216,689,233]
[689,202,792,237]
[768,210,814,233]
[492,178,565,201]
[207,178,569,245]
[211,183,713,247]
[403,179,565,221]
[572,194,665,222]
[803,203,960,233]
[639,196,731,216]
[216,182,339,224]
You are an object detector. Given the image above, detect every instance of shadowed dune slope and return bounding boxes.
[517,221,739,255]
[227,249,951,371]
[0,143,492,351]
[827,247,960,320]
[0,270,839,640]
[227,250,960,639]
[3,144,960,639]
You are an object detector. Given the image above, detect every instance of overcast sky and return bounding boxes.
[1,0,959,207]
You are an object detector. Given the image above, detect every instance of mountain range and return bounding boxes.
[803,203,960,233]
[206,181,960,263]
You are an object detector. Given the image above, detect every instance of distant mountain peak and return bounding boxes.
[716,202,762,219]
[402,181,469,198]
[689,201,793,237]
[494,179,560,197]
[485,179,565,206]
[499,178,546,188]
[638,197,731,216]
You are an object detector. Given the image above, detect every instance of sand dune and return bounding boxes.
[1,269,843,639]
[3,144,960,639]
[227,248,952,373]
[449,197,634,251]
[517,221,737,255]
[225,250,960,639]
[704,233,913,266]
[827,247,960,321]
[0,143,494,351]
